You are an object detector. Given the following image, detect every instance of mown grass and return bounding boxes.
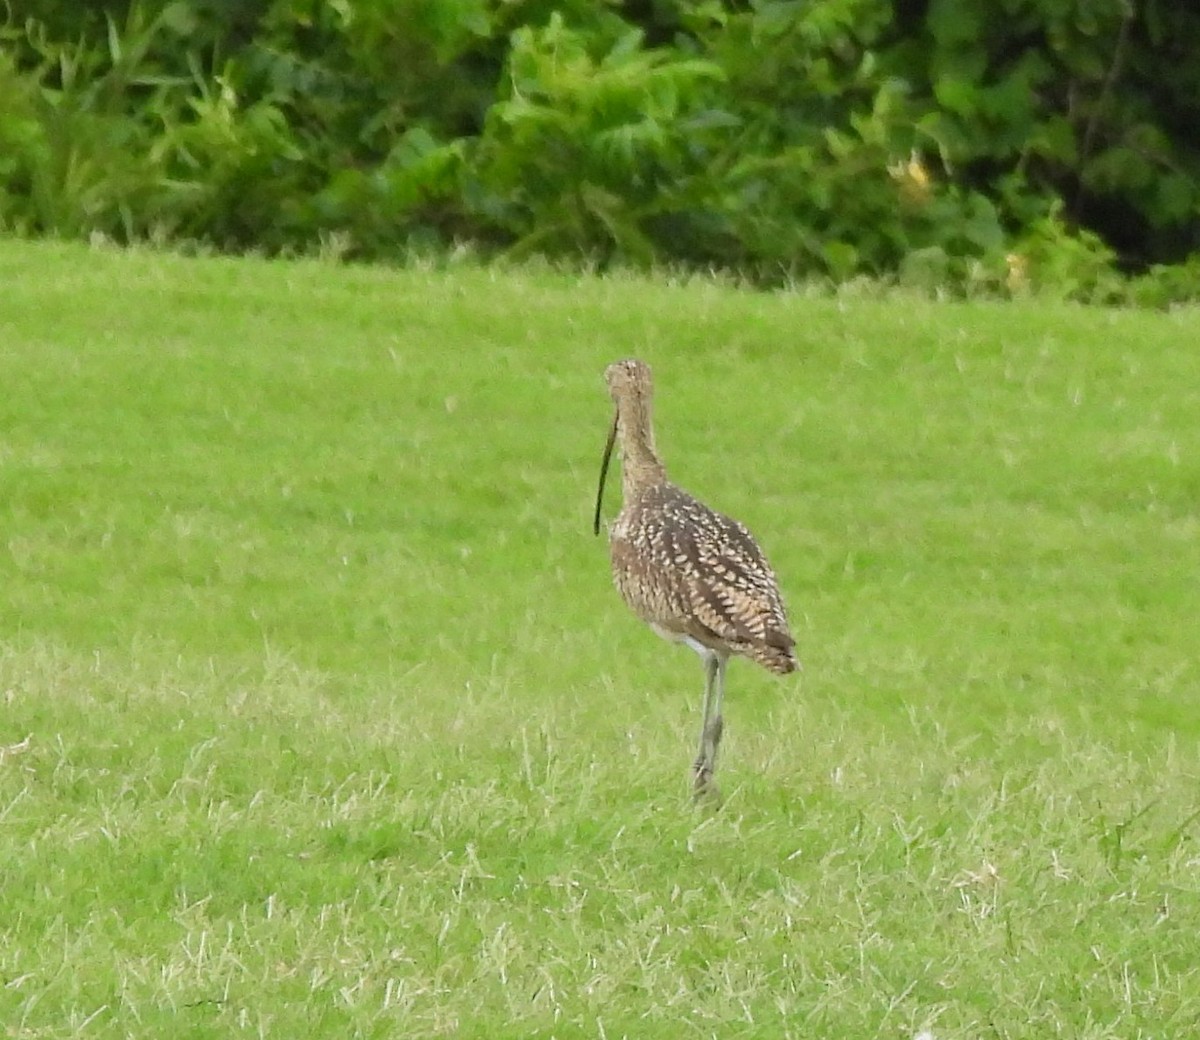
[2,239,1199,1038]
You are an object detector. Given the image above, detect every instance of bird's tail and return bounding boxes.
[752,630,800,675]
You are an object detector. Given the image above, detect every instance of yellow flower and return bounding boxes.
[1005,252,1029,292]
[889,151,932,205]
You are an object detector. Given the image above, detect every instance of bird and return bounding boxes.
[592,358,798,797]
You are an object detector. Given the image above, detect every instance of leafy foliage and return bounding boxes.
[0,0,1197,298]
[899,0,1200,268]
[467,14,726,263]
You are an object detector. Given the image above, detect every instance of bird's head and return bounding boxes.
[594,359,654,536]
[604,358,653,404]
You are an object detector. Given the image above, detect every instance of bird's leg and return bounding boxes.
[692,652,723,795]
[708,654,728,769]
[700,656,728,787]
[692,651,717,785]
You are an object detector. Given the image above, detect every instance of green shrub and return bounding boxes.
[0,6,175,239]
[894,0,1200,268]
[0,0,1196,297]
[465,14,725,263]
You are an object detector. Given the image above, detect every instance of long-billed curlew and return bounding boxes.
[593,359,798,797]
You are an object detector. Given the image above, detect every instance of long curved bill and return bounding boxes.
[593,409,618,535]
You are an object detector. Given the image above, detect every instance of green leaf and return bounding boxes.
[821,239,858,277]
[933,77,978,117]
[1155,174,1196,225]
[927,0,982,45]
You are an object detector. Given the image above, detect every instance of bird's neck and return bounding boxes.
[618,394,668,495]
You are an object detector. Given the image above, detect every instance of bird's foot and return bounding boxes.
[691,759,721,803]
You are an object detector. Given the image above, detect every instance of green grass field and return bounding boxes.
[2,238,1199,1038]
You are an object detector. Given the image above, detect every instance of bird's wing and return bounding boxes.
[677,512,794,653]
[609,483,795,665]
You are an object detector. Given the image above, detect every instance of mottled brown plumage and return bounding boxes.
[610,484,797,674]
[593,358,798,795]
